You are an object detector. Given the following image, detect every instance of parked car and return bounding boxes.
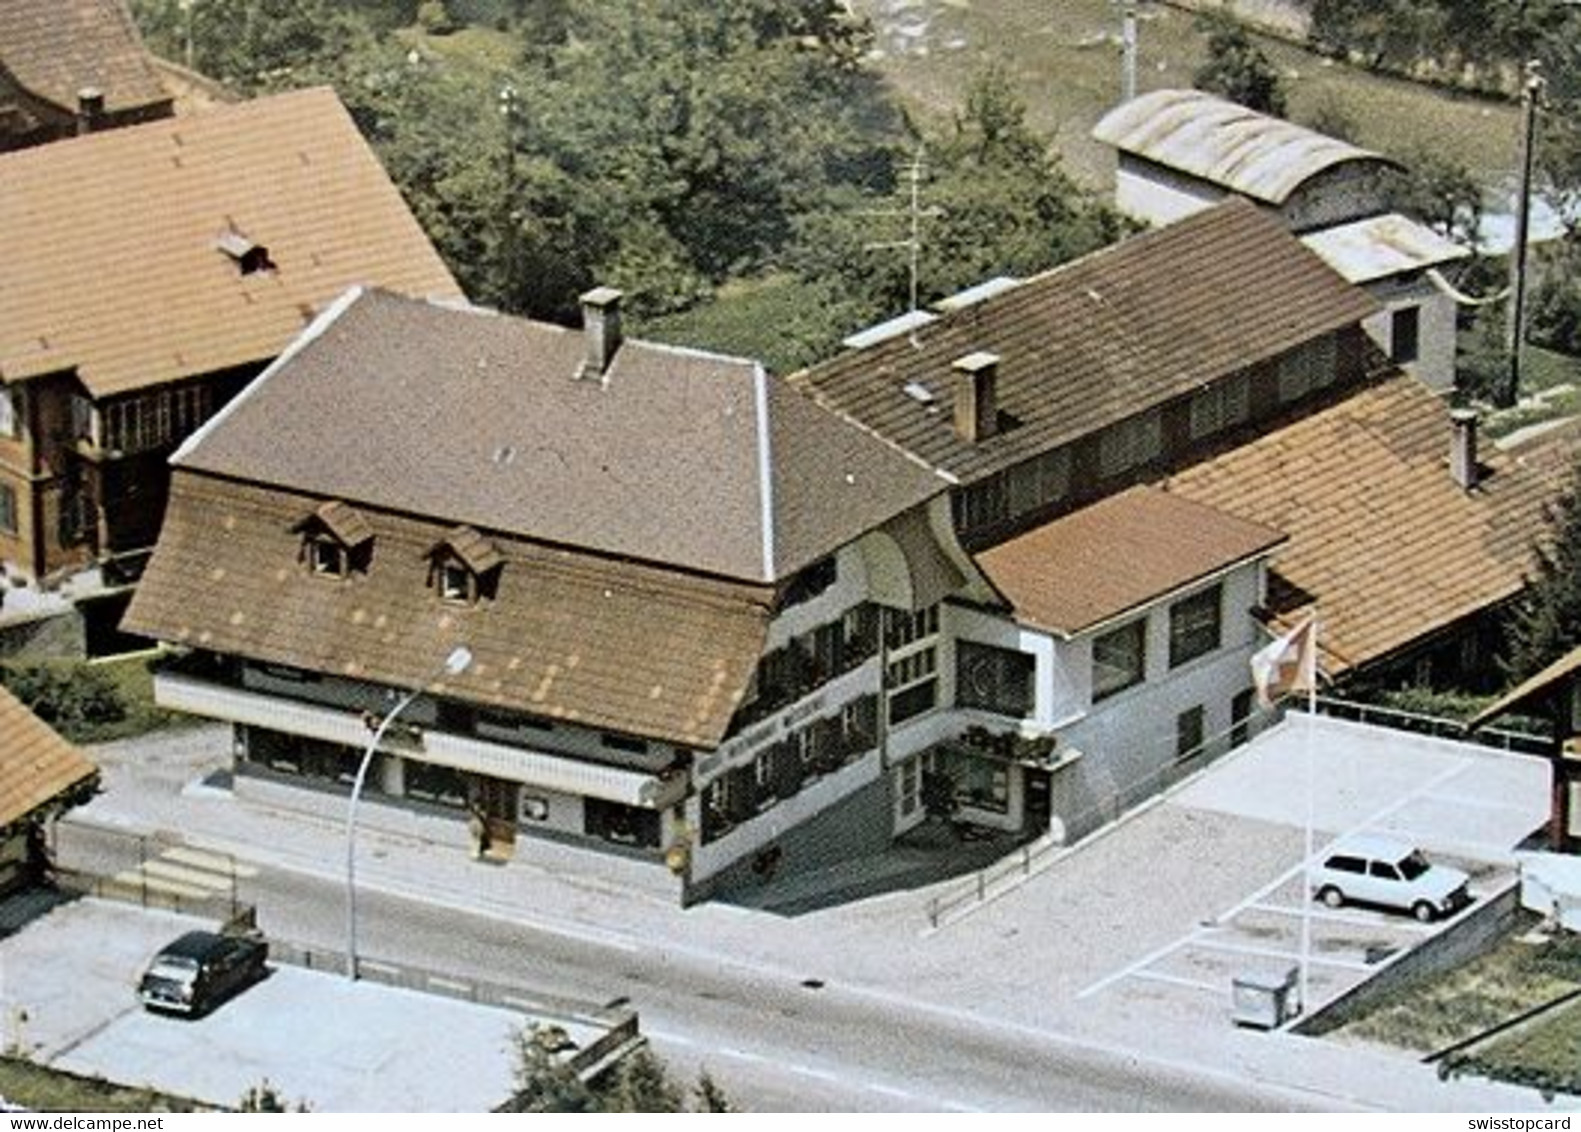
[138,930,268,1016]
[1311,835,1471,922]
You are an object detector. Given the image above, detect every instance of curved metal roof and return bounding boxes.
[1092,89,1402,206]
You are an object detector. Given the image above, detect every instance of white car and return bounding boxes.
[1310,835,1471,922]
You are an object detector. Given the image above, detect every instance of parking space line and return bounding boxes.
[1245,901,1435,933]
[1127,969,1221,994]
[1078,931,1205,999]
[1190,935,1375,972]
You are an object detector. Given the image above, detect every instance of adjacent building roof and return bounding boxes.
[123,473,774,749]
[789,199,1377,485]
[1300,214,1470,285]
[0,684,97,829]
[1165,374,1569,677]
[175,288,948,584]
[1092,89,1402,206]
[0,0,169,119]
[974,486,1285,637]
[1469,644,1581,731]
[0,86,461,398]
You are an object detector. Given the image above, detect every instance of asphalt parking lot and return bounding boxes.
[1061,714,1543,1031]
[0,900,526,1111]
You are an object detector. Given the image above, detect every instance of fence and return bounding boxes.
[270,941,642,1080]
[1310,696,1551,756]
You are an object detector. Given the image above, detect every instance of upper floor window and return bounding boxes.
[1007,447,1071,520]
[1276,336,1338,403]
[1093,618,1146,701]
[781,556,837,609]
[1169,584,1222,669]
[101,383,213,455]
[1391,307,1421,364]
[0,482,16,536]
[0,385,16,439]
[956,641,1034,718]
[1099,410,1162,478]
[427,525,504,606]
[1188,373,1251,441]
[294,500,374,580]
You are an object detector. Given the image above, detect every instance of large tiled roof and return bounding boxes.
[175,288,947,583]
[975,486,1285,637]
[0,86,461,397]
[1092,89,1401,206]
[0,684,97,828]
[0,0,169,116]
[1165,374,1570,676]
[123,474,773,749]
[788,199,1377,485]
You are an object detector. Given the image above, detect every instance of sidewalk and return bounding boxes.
[66,722,1570,1113]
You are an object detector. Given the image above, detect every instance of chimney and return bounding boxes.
[952,351,1000,442]
[578,286,623,380]
[76,87,104,135]
[1449,408,1480,490]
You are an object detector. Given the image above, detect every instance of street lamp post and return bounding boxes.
[345,645,472,981]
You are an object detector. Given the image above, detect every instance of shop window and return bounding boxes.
[585,798,659,848]
[1169,584,1222,668]
[404,760,467,807]
[1176,706,1206,761]
[953,755,1009,814]
[1093,619,1146,701]
[956,641,1034,718]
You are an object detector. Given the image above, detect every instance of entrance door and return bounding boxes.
[472,775,518,860]
[1024,767,1051,834]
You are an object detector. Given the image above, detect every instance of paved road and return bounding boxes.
[34,716,1560,1112]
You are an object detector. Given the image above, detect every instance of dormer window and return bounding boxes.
[293,500,374,579]
[427,525,503,605]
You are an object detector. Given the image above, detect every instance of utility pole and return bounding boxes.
[863,148,944,313]
[1120,2,1138,103]
[1503,60,1545,409]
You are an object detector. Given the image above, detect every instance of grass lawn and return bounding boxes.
[848,0,1520,192]
[0,653,194,747]
[1334,913,1581,1094]
[0,1057,206,1113]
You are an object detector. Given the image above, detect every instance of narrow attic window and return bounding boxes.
[428,525,504,605]
[215,228,276,276]
[293,500,375,579]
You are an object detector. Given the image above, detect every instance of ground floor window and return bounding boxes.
[898,756,922,819]
[584,798,660,849]
[242,727,361,786]
[404,760,467,808]
[1175,706,1206,761]
[1230,689,1254,747]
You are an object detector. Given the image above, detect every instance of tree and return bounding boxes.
[789,66,1125,325]
[1385,148,1486,250]
[1193,13,1286,117]
[1502,465,1581,683]
[502,1027,735,1113]
[130,0,374,93]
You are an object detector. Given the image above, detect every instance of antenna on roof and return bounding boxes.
[862,147,944,314]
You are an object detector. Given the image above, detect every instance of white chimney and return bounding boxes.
[1450,408,1480,490]
[952,351,1000,443]
[578,286,623,380]
[76,87,104,136]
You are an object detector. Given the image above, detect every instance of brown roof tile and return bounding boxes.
[0,684,97,827]
[176,289,947,582]
[0,87,461,397]
[123,473,774,749]
[1165,375,1569,675]
[0,0,169,116]
[788,199,1377,485]
[975,485,1285,636]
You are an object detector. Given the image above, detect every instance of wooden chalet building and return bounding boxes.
[0,86,460,650]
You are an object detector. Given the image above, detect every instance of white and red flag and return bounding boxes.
[1250,615,1318,707]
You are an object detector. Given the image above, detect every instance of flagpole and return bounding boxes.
[1299,620,1319,1018]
